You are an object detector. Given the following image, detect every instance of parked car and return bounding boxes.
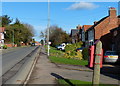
[76,47,85,52]
[104,51,119,63]
[57,44,66,50]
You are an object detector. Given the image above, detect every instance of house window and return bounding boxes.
[113,30,117,36]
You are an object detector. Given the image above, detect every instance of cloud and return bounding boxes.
[67,2,99,10]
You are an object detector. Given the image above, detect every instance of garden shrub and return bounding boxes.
[64,41,83,60]
[82,48,89,60]
[50,46,65,58]
[3,45,7,49]
[75,51,83,60]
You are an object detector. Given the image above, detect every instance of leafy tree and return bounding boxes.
[49,25,72,46]
[39,30,47,41]
[4,19,34,46]
[40,40,44,45]
[1,15,12,27]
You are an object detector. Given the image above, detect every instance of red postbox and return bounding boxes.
[100,49,103,68]
[89,45,95,68]
[89,45,103,68]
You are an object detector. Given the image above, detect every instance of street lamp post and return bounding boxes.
[47,0,50,56]
[12,29,14,47]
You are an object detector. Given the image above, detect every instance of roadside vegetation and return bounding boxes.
[1,15,34,46]
[49,44,88,66]
[40,25,72,47]
[42,25,89,66]
[64,41,83,60]
[58,79,115,86]
[58,79,91,85]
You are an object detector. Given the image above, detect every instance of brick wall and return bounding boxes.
[5,44,17,47]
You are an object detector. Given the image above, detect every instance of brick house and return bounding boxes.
[86,7,119,51]
[81,25,92,42]
[0,27,5,48]
[70,25,82,43]
[70,29,79,43]
[81,25,92,47]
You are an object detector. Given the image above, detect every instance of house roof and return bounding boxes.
[82,25,93,32]
[118,15,120,18]
[0,27,5,33]
[76,25,82,30]
[88,15,120,30]
[70,29,79,36]
[86,16,108,31]
[110,26,120,32]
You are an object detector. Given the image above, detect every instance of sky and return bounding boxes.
[1,2,119,41]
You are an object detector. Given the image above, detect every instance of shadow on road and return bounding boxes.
[100,65,120,80]
[87,64,120,81]
[51,73,75,86]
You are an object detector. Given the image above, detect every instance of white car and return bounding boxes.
[57,44,66,50]
[104,51,119,63]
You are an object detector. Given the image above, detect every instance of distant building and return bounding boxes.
[35,41,41,46]
[0,27,5,48]
[81,25,92,47]
[70,29,79,43]
[70,25,82,43]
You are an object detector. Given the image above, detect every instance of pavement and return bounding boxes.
[27,46,120,85]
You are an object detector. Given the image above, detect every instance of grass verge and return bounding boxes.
[58,79,118,86]
[49,46,88,66]
[49,56,88,66]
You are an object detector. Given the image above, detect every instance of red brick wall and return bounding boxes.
[109,7,116,17]
[5,44,13,47]
[5,44,17,47]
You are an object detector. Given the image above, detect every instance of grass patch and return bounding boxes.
[49,56,88,66]
[58,79,91,85]
[58,79,118,86]
[49,46,88,66]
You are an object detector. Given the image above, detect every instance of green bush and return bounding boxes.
[64,41,83,60]
[65,41,83,52]
[65,44,75,52]
[3,45,7,49]
[82,48,89,60]
[75,51,83,60]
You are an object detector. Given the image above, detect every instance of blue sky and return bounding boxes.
[2,2,119,41]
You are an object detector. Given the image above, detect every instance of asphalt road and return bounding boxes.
[2,46,37,76]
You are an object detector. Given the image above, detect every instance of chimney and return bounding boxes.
[109,7,116,17]
[94,21,98,25]
[76,25,82,29]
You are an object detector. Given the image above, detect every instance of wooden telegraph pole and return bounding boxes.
[92,41,102,86]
